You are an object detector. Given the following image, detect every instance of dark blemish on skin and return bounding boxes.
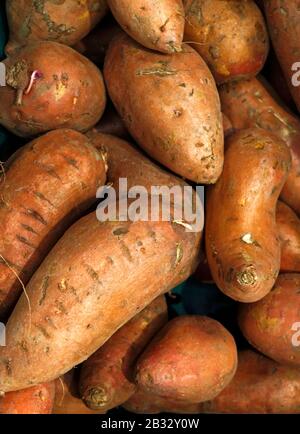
[3,358,12,376]
[34,191,55,208]
[20,223,39,235]
[39,275,50,306]
[23,208,47,226]
[62,155,80,170]
[120,240,133,262]
[113,228,129,236]
[16,235,36,249]
[34,161,62,181]
[55,300,67,314]
[85,265,102,283]
[35,324,51,339]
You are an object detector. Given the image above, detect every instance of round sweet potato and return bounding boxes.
[107,0,185,53]
[277,201,300,273]
[238,274,300,367]
[206,128,291,302]
[183,0,269,84]
[200,350,300,414]
[0,129,106,320]
[104,32,223,184]
[0,382,55,414]
[0,41,106,137]
[264,0,300,112]
[5,0,108,53]
[79,296,168,412]
[219,77,300,216]
[135,315,238,403]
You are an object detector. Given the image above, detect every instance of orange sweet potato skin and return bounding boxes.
[184,0,269,84]
[238,274,300,367]
[277,201,300,273]
[6,0,108,53]
[126,350,300,414]
[0,129,106,320]
[135,316,237,403]
[123,388,200,414]
[0,42,106,137]
[206,128,291,303]
[79,296,168,411]
[0,131,201,393]
[0,382,55,414]
[219,77,300,215]
[107,0,184,53]
[104,33,224,184]
[264,0,300,112]
[200,350,300,414]
[0,214,200,393]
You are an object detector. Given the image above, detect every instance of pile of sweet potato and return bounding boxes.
[0,0,300,415]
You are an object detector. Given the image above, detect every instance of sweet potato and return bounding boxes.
[206,128,291,303]
[277,201,300,273]
[0,41,106,137]
[264,0,300,112]
[5,0,108,53]
[183,0,269,84]
[107,0,184,53]
[0,129,106,320]
[54,371,104,414]
[0,136,201,392]
[200,350,300,414]
[0,382,55,414]
[79,296,168,412]
[219,77,300,215]
[238,274,300,367]
[123,388,199,414]
[135,315,237,403]
[104,33,223,184]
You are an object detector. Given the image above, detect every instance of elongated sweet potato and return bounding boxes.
[6,0,108,53]
[183,0,269,84]
[0,129,106,320]
[135,316,237,403]
[104,32,224,184]
[264,0,300,112]
[206,128,291,303]
[123,388,200,414]
[0,382,55,414]
[238,274,300,367]
[54,371,104,414]
[0,136,201,392]
[107,0,184,53]
[277,201,300,273]
[219,77,300,215]
[0,41,106,137]
[79,296,168,411]
[200,350,300,414]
